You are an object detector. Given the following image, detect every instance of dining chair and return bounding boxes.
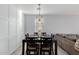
[34,32,38,36]
[40,37,53,55]
[26,37,39,55]
[42,32,46,36]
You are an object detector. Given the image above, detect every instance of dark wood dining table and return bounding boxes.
[22,35,57,55]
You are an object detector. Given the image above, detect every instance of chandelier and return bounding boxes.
[35,4,44,36]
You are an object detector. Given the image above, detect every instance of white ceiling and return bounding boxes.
[16,4,79,15]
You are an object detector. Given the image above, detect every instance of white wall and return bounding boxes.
[24,15,79,34]
[0,4,24,55]
[0,4,9,54]
[24,15,35,34]
[44,15,79,34]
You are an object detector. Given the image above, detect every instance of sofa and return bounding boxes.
[55,34,79,55]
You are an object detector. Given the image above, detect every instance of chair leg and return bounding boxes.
[26,51,29,55]
[34,51,37,55]
[27,50,39,55]
[35,51,38,55]
[49,51,51,55]
[43,52,45,55]
[49,48,51,55]
[37,50,39,55]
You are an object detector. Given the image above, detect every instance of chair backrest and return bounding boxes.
[25,33,29,37]
[41,37,52,45]
[27,37,38,44]
[42,32,46,36]
[25,33,29,39]
[51,33,54,39]
[34,32,38,36]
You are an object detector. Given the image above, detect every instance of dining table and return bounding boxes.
[22,34,57,55]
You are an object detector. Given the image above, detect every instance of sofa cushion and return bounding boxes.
[65,34,77,40]
[74,39,79,51]
[76,34,79,39]
[56,33,66,37]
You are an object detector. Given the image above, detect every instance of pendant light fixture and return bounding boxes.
[35,4,44,36]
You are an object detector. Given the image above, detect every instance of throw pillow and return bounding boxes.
[74,39,79,51]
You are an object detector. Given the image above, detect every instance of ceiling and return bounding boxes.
[16,4,79,15]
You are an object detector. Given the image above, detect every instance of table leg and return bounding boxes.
[22,40,25,55]
[39,43,41,55]
[55,40,57,55]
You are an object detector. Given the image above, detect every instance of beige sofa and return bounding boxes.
[55,34,79,55]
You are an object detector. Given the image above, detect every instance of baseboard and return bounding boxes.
[9,42,22,55]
